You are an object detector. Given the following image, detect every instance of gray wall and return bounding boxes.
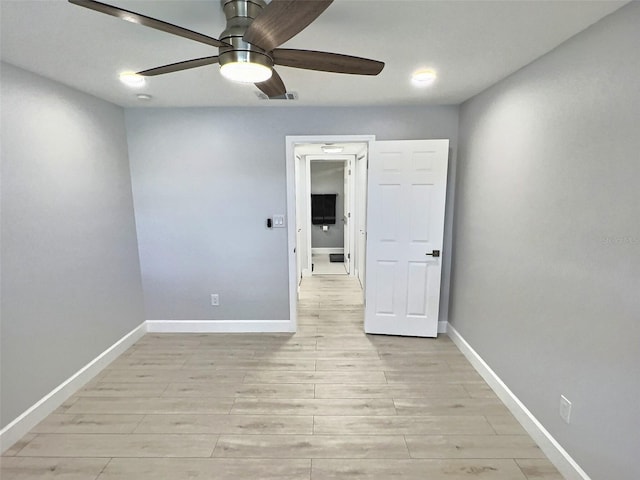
[310,161,344,249]
[0,63,145,429]
[449,4,640,480]
[125,106,459,322]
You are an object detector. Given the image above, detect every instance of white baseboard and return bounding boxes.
[438,321,448,334]
[312,247,344,255]
[0,321,147,454]
[447,323,591,480]
[146,320,294,333]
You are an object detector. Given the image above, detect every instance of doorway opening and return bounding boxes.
[310,160,348,275]
[287,136,451,337]
[285,135,374,331]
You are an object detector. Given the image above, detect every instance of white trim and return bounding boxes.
[285,138,299,333]
[447,323,591,480]
[146,320,294,333]
[305,155,312,275]
[0,322,147,453]
[438,321,448,334]
[312,247,344,255]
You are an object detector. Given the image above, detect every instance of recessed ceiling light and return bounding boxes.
[119,72,146,88]
[322,146,344,154]
[136,94,153,101]
[412,69,437,86]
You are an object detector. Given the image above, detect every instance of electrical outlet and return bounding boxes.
[210,294,219,306]
[560,395,572,424]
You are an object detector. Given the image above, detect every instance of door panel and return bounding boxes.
[365,139,449,337]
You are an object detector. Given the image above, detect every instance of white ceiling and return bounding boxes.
[1,0,626,108]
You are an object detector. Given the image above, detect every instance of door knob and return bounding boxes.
[425,250,440,257]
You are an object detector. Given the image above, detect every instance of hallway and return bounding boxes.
[1,275,562,479]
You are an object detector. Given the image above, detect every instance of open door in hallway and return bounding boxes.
[365,139,449,337]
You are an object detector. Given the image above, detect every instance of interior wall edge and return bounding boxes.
[447,324,591,480]
[0,322,147,454]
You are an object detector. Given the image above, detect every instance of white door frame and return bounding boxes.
[285,135,375,332]
[306,155,354,276]
[355,151,368,289]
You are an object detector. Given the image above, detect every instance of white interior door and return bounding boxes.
[364,139,449,337]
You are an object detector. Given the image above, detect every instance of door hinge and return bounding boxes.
[348,169,352,175]
[348,212,351,218]
[348,253,351,259]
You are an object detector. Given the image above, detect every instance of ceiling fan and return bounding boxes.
[69,0,385,98]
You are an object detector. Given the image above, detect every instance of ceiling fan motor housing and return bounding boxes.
[219,0,273,71]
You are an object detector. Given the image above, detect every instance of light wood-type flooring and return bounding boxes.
[1,275,564,479]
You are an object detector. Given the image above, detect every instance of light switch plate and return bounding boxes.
[273,214,286,228]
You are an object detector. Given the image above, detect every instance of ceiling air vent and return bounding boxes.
[256,92,298,100]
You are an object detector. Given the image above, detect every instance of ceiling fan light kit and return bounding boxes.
[219,0,273,83]
[69,0,385,98]
[219,57,273,83]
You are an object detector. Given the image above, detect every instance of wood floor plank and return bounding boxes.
[99,369,243,384]
[486,414,529,435]
[405,435,545,459]
[313,415,495,435]
[162,382,316,398]
[0,457,110,480]
[77,382,168,397]
[184,359,317,370]
[134,414,314,434]
[213,434,409,458]
[1,434,37,456]
[394,398,510,416]
[98,458,311,480]
[65,397,234,415]
[243,371,387,384]
[385,371,485,384]
[516,459,565,479]
[16,434,218,458]
[231,398,396,416]
[314,383,469,399]
[311,458,528,479]
[31,414,144,434]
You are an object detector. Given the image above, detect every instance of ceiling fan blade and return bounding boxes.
[273,49,384,76]
[137,56,219,76]
[68,0,230,48]
[255,69,287,98]
[243,0,333,52]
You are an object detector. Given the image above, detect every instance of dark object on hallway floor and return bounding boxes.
[330,254,344,263]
